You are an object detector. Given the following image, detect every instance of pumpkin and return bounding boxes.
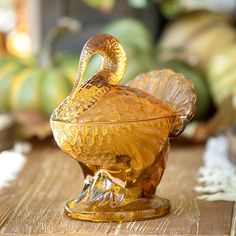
[85,18,155,84]
[0,18,80,116]
[207,44,236,107]
[157,11,236,72]
[0,56,27,111]
[102,18,153,55]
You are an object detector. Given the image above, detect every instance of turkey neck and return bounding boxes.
[54,34,127,120]
[71,34,127,95]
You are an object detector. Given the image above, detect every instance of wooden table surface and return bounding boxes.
[0,140,235,236]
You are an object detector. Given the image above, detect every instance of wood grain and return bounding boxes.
[230,202,236,236]
[0,140,234,235]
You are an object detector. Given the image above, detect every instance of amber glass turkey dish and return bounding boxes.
[50,34,196,222]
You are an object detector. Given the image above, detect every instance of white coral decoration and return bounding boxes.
[0,142,31,188]
[195,135,236,201]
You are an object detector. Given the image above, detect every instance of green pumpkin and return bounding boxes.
[10,68,42,111]
[0,56,26,111]
[0,18,79,116]
[41,69,71,115]
[103,18,153,56]
[84,18,155,84]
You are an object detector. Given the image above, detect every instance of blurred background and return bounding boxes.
[0,0,236,149]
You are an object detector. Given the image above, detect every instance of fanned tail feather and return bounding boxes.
[127,69,196,137]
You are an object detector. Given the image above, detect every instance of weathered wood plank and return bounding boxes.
[230,202,236,236]
[0,141,233,235]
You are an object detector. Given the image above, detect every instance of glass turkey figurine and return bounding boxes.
[50,34,196,222]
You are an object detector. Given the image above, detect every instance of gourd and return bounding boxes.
[0,18,80,116]
[207,45,236,107]
[158,11,236,72]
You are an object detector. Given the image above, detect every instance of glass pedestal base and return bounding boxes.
[65,196,170,222]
